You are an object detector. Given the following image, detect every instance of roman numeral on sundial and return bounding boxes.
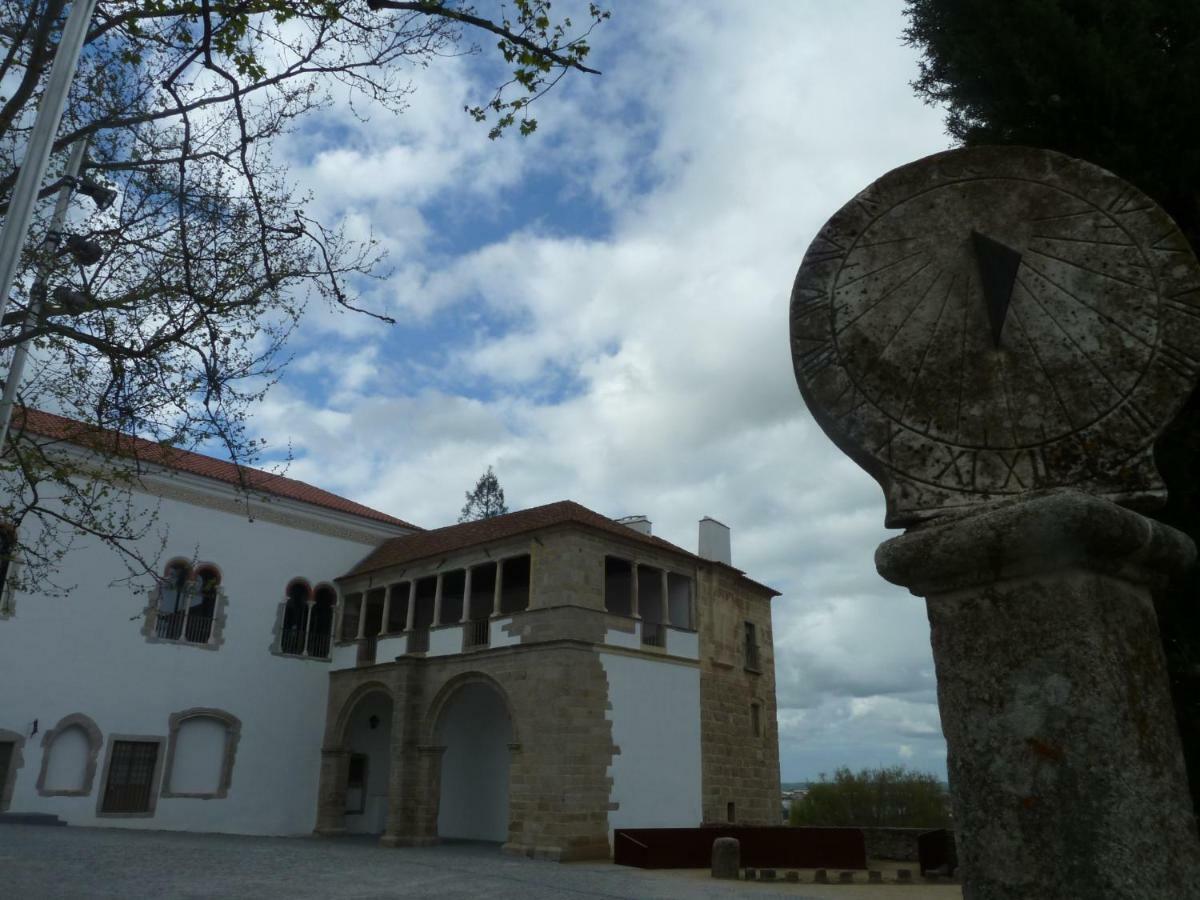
[971,230,1023,349]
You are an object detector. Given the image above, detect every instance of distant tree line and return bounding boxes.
[789,766,951,829]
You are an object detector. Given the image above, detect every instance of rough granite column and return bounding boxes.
[877,491,1200,899]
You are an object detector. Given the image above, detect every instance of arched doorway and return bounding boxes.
[342,690,392,834]
[435,681,513,842]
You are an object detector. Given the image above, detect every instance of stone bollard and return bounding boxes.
[896,869,913,883]
[869,870,883,884]
[785,871,799,882]
[838,871,855,884]
[761,869,776,881]
[813,869,828,883]
[711,838,739,880]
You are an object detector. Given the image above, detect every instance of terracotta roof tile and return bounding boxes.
[344,499,779,596]
[15,407,418,530]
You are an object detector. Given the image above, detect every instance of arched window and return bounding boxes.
[280,580,311,655]
[147,560,227,649]
[161,708,241,800]
[36,713,103,797]
[186,566,221,643]
[308,585,336,659]
[155,561,191,640]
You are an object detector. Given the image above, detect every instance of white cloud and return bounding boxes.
[252,0,954,780]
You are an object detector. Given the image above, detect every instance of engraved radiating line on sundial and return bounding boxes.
[1025,247,1153,292]
[1014,272,1125,413]
[1020,259,1155,349]
[1006,296,1078,432]
[841,266,945,415]
[1028,208,1097,224]
[836,248,927,289]
[1106,187,1155,215]
[834,259,935,335]
[996,344,1022,448]
[1029,232,1139,250]
[859,235,922,249]
[895,271,956,426]
[954,270,970,443]
[1158,343,1200,380]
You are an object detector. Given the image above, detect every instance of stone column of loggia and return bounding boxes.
[876,490,1200,900]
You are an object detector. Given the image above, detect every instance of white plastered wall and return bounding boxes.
[599,651,702,841]
[0,478,400,835]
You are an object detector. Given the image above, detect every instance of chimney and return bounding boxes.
[698,516,731,565]
[616,515,652,536]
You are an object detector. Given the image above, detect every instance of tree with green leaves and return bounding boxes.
[903,0,1200,816]
[0,1,607,590]
[459,465,507,522]
[788,765,951,829]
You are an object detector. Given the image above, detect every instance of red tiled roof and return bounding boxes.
[344,499,779,596]
[15,407,419,530]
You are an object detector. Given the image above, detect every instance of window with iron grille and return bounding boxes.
[100,741,160,815]
[744,621,761,672]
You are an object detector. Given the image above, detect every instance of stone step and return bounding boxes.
[0,813,67,827]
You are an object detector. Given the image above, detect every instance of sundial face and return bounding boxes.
[791,146,1200,527]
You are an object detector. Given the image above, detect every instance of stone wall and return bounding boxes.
[697,565,781,825]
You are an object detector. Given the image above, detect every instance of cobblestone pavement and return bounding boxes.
[0,825,960,899]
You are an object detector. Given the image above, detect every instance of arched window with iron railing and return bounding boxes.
[279,579,311,655]
[155,560,192,640]
[152,560,221,646]
[308,584,336,659]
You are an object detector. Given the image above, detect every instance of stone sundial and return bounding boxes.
[790,145,1200,527]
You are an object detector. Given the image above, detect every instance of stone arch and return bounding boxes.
[428,673,518,843]
[36,713,103,797]
[333,680,393,747]
[161,708,242,799]
[0,728,26,811]
[424,672,521,747]
[337,684,393,834]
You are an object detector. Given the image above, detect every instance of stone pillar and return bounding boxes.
[313,747,351,836]
[460,568,473,624]
[355,594,368,641]
[432,575,443,627]
[380,585,392,636]
[876,491,1200,900]
[302,599,314,657]
[630,561,640,619]
[661,569,670,625]
[493,558,504,616]
[404,581,416,632]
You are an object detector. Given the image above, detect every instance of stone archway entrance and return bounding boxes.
[434,681,513,842]
[342,690,392,834]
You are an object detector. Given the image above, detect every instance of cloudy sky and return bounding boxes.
[252,1,954,782]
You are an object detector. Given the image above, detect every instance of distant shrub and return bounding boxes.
[789,765,951,828]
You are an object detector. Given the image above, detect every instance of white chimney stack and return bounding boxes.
[617,515,652,536]
[698,516,731,565]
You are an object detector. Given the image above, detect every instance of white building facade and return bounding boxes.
[0,412,780,857]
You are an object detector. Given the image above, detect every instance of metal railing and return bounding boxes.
[280,627,306,655]
[463,619,490,649]
[745,641,761,671]
[407,628,429,654]
[154,611,212,644]
[641,622,667,648]
[155,610,185,640]
[307,630,331,659]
